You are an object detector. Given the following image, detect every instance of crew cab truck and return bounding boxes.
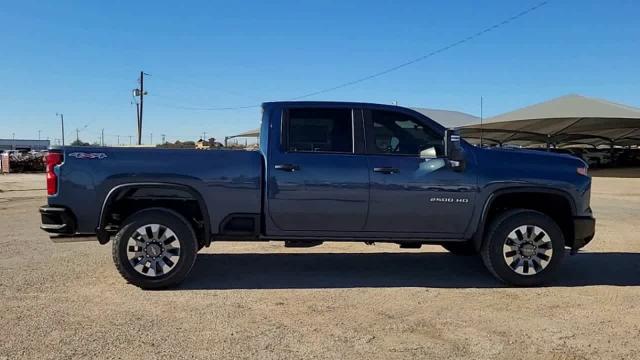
[40,101,595,289]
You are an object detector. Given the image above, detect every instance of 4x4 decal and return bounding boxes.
[68,152,108,160]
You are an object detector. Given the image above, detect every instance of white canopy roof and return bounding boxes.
[226,128,260,140]
[461,94,640,147]
[411,108,479,128]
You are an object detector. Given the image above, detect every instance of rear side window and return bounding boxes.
[286,108,353,153]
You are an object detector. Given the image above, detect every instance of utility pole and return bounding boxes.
[161,134,166,144]
[38,130,41,140]
[117,135,120,145]
[101,129,105,146]
[202,131,207,140]
[150,133,153,145]
[139,72,144,145]
[12,133,15,150]
[129,135,133,145]
[480,96,484,148]
[56,113,65,146]
[133,71,149,145]
[76,128,80,143]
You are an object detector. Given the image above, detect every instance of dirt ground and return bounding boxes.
[1,173,639,360]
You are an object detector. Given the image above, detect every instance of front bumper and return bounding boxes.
[40,205,76,235]
[572,216,595,250]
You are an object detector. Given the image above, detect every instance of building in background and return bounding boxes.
[0,139,50,151]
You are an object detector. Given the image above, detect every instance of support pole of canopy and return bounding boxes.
[546,134,551,151]
[610,140,615,161]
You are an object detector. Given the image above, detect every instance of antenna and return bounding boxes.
[480,96,484,147]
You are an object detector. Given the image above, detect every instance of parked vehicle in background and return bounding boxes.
[614,148,640,167]
[580,149,612,167]
[40,101,596,289]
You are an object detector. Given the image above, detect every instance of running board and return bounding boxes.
[49,234,97,243]
[399,242,422,249]
[284,240,324,248]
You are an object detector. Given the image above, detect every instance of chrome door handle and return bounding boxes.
[275,164,300,172]
[373,167,399,174]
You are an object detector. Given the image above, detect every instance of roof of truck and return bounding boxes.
[261,101,477,129]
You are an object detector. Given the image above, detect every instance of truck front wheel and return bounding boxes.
[112,209,198,289]
[481,209,565,286]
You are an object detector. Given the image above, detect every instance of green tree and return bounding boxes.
[70,139,90,146]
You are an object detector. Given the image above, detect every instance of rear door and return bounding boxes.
[266,107,370,233]
[364,109,477,236]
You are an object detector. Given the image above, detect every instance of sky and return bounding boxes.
[0,0,638,145]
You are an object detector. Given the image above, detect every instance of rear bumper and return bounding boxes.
[572,216,595,250]
[40,205,76,235]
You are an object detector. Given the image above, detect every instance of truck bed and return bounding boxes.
[48,146,263,234]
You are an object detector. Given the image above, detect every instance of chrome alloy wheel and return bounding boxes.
[126,224,181,277]
[502,225,553,276]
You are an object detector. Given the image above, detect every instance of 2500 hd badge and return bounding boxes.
[429,197,469,203]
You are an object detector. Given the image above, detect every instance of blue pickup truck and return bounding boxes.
[40,101,595,289]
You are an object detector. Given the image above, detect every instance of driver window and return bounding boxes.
[370,110,443,156]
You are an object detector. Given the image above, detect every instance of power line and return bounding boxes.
[151,75,246,97]
[154,102,260,111]
[291,1,549,100]
[151,1,549,111]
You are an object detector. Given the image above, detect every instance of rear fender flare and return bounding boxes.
[97,182,211,244]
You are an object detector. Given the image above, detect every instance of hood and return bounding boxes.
[476,146,588,168]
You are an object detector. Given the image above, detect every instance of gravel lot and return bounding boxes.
[1,173,639,359]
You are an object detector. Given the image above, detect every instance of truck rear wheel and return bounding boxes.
[481,209,565,286]
[112,208,198,289]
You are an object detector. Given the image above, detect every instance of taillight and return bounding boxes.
[46,152,63,195]
[577,166,588,176]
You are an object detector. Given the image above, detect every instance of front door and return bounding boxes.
[267,107,369,233]
[364,109,477,236]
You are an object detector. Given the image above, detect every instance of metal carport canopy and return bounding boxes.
[460,94,640,147]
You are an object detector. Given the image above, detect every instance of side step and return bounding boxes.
[284,240,324,248]
[399,242,422,249]
[49,234,97,243]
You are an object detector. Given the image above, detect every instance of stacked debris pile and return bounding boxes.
[7,151,46,172]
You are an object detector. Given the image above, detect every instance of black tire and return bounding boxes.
[441,242,478,255]
[112,208,198,289]
[481,209,565,287]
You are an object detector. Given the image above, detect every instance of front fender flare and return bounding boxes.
[470,186,577,251]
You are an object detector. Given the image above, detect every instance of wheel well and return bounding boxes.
[100,185,209,247]
[484,192,574,247]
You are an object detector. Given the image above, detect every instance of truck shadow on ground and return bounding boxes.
[182,251,640,289]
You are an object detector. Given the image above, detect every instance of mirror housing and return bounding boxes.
[419,147,438,159]
[444,129,465,171]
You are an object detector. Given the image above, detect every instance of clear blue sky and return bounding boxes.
[1,0,638,144]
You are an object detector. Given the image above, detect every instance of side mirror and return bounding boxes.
[419,147,438,159]
[444,129,465,171]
